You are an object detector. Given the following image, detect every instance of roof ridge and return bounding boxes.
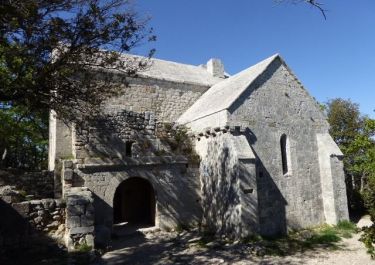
[177,54,280,125]
[117,53,224,86]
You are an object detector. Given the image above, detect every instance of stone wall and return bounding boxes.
[107,77,208,122]
[0,169,64,251]
[51,77,209,163]
[74,110,199,165]
[0,196,65,251]
[75,110,158,161]
[0,169,54,199]
[64,187,95,251]
[70,159,202,246]
[13,199,65,237]
[228,60,331,234]
[195,129,258,239]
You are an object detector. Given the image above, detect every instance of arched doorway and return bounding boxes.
[113,177,155,226]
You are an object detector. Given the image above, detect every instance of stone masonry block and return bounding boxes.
[63,160,74,169]
[66,215,80,228]
[70,226,94,235]
[81,215,94,227]
[63,169,73,181]
[67,204,85,216]
[12,202,30,217]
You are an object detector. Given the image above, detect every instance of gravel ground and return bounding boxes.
[98,216,374,265]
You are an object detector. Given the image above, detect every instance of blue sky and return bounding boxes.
[133,0,375,118]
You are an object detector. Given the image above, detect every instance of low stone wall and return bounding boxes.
[12,199,66,239]
[0,197,66,252]
[0,169,54,199]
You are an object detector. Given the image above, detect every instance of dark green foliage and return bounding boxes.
[0,0,155,123]
[327,99,362,148]
[361,225,375,258]
[326,98,375,257]
[0,103,48,170]
[158,124,200,165]
[326,99,374,213]
[0,0,155,169]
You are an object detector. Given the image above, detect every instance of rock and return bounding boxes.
[55,199,65,208]
[209,258,225,264]
[37,210,46,216]
[25,195,34,200]
[12,202,30,217]
[187,237,202,243]
[34,216,43,224]
[70,226,94,234]
[79,237,86,245]
[63,160,74,169]
[47,221,60,228]
[52,215,61,220]
[254,246,266,257]
[85,234,94,247]
[57,224,65,233]
[206,241,221,248]
[0,186,22,203]
[41,198,55,209]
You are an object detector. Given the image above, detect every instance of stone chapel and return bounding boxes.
[49,54,349,248]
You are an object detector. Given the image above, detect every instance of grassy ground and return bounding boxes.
[196,220,358,256]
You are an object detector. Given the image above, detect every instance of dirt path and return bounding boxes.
[97,216,374,265]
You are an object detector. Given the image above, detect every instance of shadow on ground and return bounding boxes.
[97,227,354,265]
[0,198,92,265]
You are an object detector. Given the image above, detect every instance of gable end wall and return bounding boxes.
[228,60,330,233]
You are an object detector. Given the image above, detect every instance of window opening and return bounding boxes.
[280,134,288,175]
[125,141,133,157]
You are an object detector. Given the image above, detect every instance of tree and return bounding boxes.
[0,0,155,169]
[0,0,155,122]
[325,99,367,212]
[0,104,48,169]
[356,119,375,257]
[326,99,375,256]
[275,0,327,19]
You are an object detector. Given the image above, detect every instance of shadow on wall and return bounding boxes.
[245,128,288,237]
[75,110,160,161]
[199,131,287,238]
[256,156,287,237]
[78,164,202,247]
[199,134,246,238]
[0,199,66,265]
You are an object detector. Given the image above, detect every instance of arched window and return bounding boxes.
[280,134,288,175]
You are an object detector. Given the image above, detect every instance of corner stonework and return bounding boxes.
[316,133,349,225]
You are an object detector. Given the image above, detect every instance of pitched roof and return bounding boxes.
[117,54,225,87]
[177,54,280,124]
[139,57,225,86]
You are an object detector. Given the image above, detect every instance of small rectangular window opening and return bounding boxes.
[125,141,134,157]
[280,134,288,175]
